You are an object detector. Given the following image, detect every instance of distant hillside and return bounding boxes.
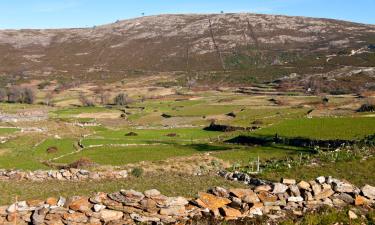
[0,13,374,89]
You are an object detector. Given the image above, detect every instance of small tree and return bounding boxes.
[79,92,95,107]
[114,92,129,106]
[7,86,21,103]
[0,88,6,102]
[23,88,35,104]
[44,92,54,106]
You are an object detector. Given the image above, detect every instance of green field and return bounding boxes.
[252,117,375,140]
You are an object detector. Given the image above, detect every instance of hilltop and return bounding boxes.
[0,13,374,91]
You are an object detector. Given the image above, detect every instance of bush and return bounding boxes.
[114,92,129,106]
[131,167,144,177]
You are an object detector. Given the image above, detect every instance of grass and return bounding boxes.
[259,157,375,187]
[55,144,232,165]
[0,127,20,135]
[253,117,375,140]
[212,145,311,164]
[0,173,246,205]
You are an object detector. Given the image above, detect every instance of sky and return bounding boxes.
[0,0,374,29]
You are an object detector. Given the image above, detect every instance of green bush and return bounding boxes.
[131,167,144,177]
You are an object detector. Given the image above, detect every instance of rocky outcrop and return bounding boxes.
[0,176,373,224]
[0,168,128,181]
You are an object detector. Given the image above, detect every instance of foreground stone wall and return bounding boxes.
[0,176,374,224]
[0,169,128,181]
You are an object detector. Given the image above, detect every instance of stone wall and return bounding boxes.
[0,168,128,181]
[0,176,374,224]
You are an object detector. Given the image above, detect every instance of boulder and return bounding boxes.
[229,189,259,203]
[314,189,335,200]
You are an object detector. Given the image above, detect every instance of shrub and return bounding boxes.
[68,157,95,169]
[131,167,144,177]
[114,92,129,106]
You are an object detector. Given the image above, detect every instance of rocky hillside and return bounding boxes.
[0,13,374,86]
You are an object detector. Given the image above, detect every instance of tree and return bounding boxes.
[79,92,95,107]
[114,92,129,106]
[22,88,35,104]
[7,86,21,103]
[44,92,54,106]
[0,88,6,102]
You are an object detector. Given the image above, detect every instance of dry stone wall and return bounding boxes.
[0,176,374,224]
[0,169,128,181]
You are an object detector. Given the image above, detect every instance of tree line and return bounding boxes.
[0,86,35,104]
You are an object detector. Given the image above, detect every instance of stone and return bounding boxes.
[315,188,334,200]
[164,196,189,207]
[254,185,272,193]
[140,199,158,213]
[46,197,58,206]
[63,212,88,223]
[311,183,322,196]
[57,197,66,207]
[211,187,229,198]
[197,192,231,210]
[130,213,160,223]
[297,181,310,190]
[90,192,108,204]
[354,195,368,206]
[144,189,161,198]
[93,204,106,212]
[272,183,288,194]
[120,189,145,202]
[332,198,347,207]
[99,209,123,223]
[335,193,354,204]
[219,206,242,219]
[316,176,326,184]
[229,197,242,209]
[333,181,354,193]
[282,178,296,185]
[258,191,278,203]
[229,189,259,203]
[159,205,186,216]
[287,196,303,202]
[361,185,375,199]
[348,210,358,219]
[289,185,301,197]
[26,199,44,207]
[68,197,92,212]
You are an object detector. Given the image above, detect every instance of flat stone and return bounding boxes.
[272,183,288,194]
[219,206,242,218]
[63,212,88,223]
[361,185,375,199]
[282,178,296,185]
[257,191,278,203]
[144,189,161,198]
[99,209,123,223]
[287,196,303,202]
[333,181,354,193]
[315,188,334,200]
[68,197,92,212]
[289,184,301,197]
[159,205,186,216]
[120,189,145,202]
[336,193,354,204]
[197,192,231,210]
[254,185,272,193]
[229,189,259,203]
[130,213,160,223]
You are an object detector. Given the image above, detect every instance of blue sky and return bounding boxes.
[0,0,374,29]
